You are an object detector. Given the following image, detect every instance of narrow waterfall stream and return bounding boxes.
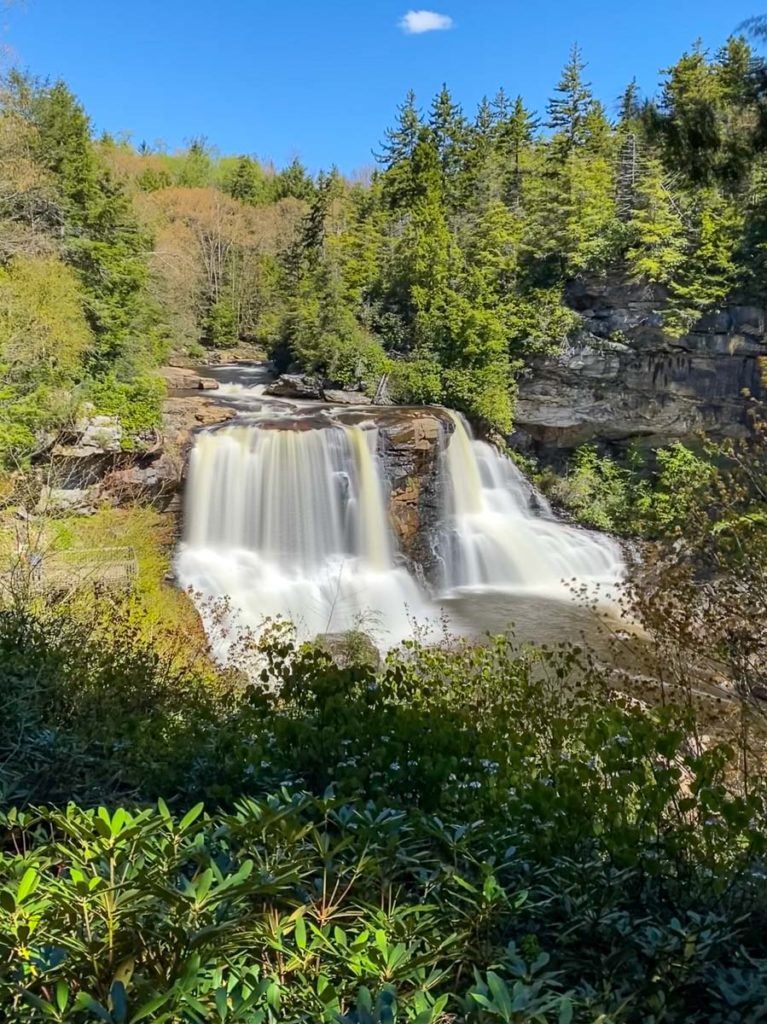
[440,413,624,597]
[176,371,625,651]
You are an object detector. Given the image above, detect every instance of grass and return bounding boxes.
[1,503,205,644]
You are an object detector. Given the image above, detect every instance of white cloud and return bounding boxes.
[399,10,454,35]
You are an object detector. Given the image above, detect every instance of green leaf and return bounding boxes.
[295,913,307,950]
[55,981,69,1013]
[558,997,574,1024]
[130,993,170,1023]
[179,802,205,833]
[17,867,40,904]
[75,993,112,1022]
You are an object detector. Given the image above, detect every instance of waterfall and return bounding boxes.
[176,420,429,647]
[176,390,625,654]
[439,413,624,598]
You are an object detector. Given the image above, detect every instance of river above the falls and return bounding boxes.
[175,363,628,657]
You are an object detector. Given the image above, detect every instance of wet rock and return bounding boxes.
[264,374,322,399]
[197,377,219,390]
[376,409,454,578]
[322,388,370,405]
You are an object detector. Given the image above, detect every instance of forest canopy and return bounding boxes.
[1,35,766,457]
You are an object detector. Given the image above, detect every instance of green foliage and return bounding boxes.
[388,359,444,405]
[0,257,90,461]
[549,445,645,533]
[203,297,239,349]
[80,374,164,438]
[651,441,717,531]
[549,442,716,537]
[0,77,166,462]
[0,602,767,1020]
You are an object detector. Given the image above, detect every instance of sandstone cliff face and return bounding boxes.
[514,276,766,455]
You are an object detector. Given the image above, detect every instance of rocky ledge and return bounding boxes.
[264,373,372,405]
[514,275,766,456]
[43,393,234,515]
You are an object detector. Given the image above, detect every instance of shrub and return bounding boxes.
[388,358,443,405]
[79,373,164,440]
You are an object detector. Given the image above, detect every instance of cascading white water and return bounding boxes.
[439,413,624,598]
[176,420,429,647]
[175,374,625,653]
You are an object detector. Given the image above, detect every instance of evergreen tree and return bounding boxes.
[178,137,213,187]
[226,156,267,205]
[666,189,743,334]
[626,156,687,283]
[377,89,422,167]
[429,84,470,206]
[495,96,540,203]
[618,79,642,128]
[377,90,424,208]
[547,45,594,152]
[33,81,99,225]
[275,157,315,201]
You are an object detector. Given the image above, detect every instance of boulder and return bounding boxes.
[62,415,124,456]
[160,366,220,391]
[322,389,370,405]
[264,374,322,399]
[101,453,182,505]
[37,486,95,515]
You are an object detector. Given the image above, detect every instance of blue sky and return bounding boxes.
[2,1,760,173]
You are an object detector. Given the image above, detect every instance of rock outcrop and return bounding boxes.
[264,373,371,406]
[374,408,454,578]
[45,394,234,513]
[513,276,766,456]
[160,366,220,391]
[264,374,323,399]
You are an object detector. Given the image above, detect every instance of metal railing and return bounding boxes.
[37,547,139,590]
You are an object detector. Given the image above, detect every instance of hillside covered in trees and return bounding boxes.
[1,33,767,465]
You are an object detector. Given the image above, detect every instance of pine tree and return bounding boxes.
[275,158,315,201]
[377,89,422,167]
[490,88,513,124]
[178,137,212,187]
[618,79,642,128]
[495,95,540,203]
[378,91,424,208]
[547,45,594,152]
[33,81,99,225]
[226,156,263,205]
[429,84,470,206]
[666,189,743,334]
[626,156,687,283]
